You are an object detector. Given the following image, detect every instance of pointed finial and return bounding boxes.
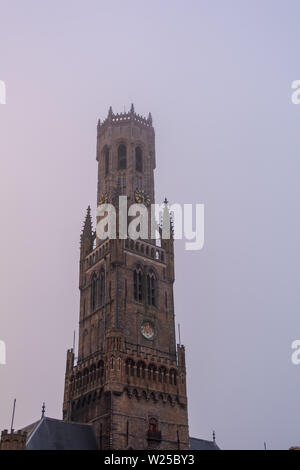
[108,106,113,120]
[213,430,215,442]
[81,206,93,240]
[130,103,135,114]
[97,118,101,128]
[41,402,46,418]
[148,112,152,125]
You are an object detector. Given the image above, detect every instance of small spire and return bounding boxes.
[213,430,216,442]
[161,198,171,240]
[81,206,93,242]
[41,402,45,418]
[108,106,113,120]
[148,112,152,125]
[130,103,135,114]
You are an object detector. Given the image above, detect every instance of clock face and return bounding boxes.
[141,321,155,340]
[135,189,151,206]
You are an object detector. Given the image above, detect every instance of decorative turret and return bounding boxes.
[160,198,175,282]
[80,206,94,259]
[79,206,95,289]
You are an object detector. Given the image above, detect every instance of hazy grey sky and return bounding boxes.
[1,0,300,450]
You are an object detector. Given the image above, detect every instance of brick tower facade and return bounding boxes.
[62,105,190,450]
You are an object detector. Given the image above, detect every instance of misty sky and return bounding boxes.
[1,0,300,450]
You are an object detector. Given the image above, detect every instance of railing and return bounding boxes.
[147,430,162,441]
[85,240,109,269]
[124,239,165,263]
[98,110,152,132]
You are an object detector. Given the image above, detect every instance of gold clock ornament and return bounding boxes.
[141,321,155,340]
[98,193,109,205]
[135,189,151,206]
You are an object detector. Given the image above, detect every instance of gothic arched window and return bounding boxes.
[149,418,158,433]
[118,144,127,170]
[137,361,146,378]
[158,366,167,384]
[135,146,143,172]
[105,147,109,176]
[147,271,156,307]
[99,269,105,306]
[134,267,143,302]
[125,358,135,376]
[147,417,161,442]
[97,360,104,380]
[91,272,99,311]
[169,368,177,386]
[148,364,156,381]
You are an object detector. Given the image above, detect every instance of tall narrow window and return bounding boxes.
[136,176,142,189]
[135,147,143,172]
[134,267,143,302]
[137,361,145,378]
[118,144,127,170]
[149,419,157,433]
[105,147,109,176]
[99,269,105,306]
[138,271,143,302]
[147,271,156,306]
[91,273,99,311]
[125,358,135,376]
[118,176,127,195]
[134,270,138,301]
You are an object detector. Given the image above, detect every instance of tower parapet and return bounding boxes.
[97,104,153,138]
[0,429,27,450]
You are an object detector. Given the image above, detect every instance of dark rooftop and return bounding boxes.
[24,417,98,450]
[189,436,220,450]
[18,417,220,450]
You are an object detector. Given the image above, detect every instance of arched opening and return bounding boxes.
[118,144,127,170]
[91,272,99,311]
[135,147,143,172]
[158,366,167,384]
[134,267,143,302]
[97,360,104,380]
[105,147,109,176]
[137,361,146,378]
[148,364,157,381]
[147,418,161,441]
[149,418,157,433]
[99,269,105,306]
[125,358,135,377]
[147,271,156,307]
[169,368,177,386]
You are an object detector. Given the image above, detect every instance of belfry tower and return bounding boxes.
[62,105,190,450]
